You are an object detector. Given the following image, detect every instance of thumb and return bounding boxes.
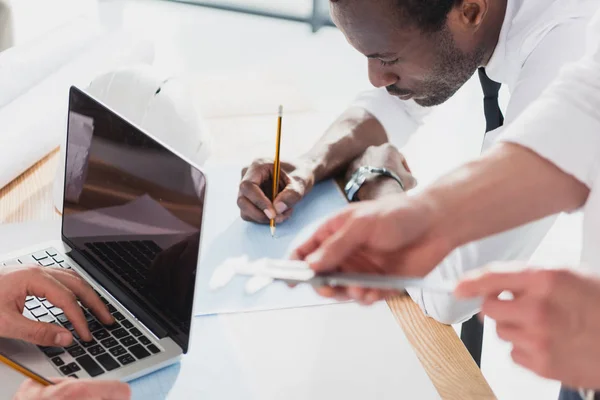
[306,218,366,273]
[273,181,306,215]
[6,317,73,347]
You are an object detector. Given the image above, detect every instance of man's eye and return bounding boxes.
[380,58,399,66]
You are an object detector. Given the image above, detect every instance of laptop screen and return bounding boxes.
[61,86,205,353]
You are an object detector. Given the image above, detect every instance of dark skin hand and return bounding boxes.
[346,143,418,201]
[238,108,388,224]
[237,0,507,223]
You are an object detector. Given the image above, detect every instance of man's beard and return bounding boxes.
[413,29,486,107]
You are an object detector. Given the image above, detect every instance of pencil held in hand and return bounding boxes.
[0,352,53,387]
[271,105,283,237]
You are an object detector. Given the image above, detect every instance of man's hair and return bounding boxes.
[331,0,462,32]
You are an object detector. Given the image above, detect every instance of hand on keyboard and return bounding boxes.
[12,377,130,400]
[0,266,114,347]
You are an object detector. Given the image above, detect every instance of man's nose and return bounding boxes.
[368,59,399,88]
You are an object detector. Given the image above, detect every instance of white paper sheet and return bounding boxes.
[193,165,348,315]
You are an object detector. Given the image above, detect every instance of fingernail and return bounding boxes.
[305,252,320,265]
[275,202,288,214]
[264,209,275,219]
[55,332,72,346]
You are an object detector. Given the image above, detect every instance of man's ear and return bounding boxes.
[456,0,488,30]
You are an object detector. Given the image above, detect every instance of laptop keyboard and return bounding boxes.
[4,248,163,378]
[84,240,162,292]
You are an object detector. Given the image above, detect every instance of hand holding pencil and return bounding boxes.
[237,108,316,227]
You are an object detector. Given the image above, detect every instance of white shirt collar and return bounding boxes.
[484,0,521,84]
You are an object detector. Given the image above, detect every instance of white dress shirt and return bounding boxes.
[498,9,600,399]
[351,0,599,323]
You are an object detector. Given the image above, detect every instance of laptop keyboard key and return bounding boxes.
[25,299,41,310]
[80,340,96,348]
[31,308,48,318]
[104,322,120,331]
[51,357,64,366]
[87,321,102,332]
[112,328,128,339]
[121,320,133,329]
[109,345,127,357]
[59,365,73,375]
[96,354,119,371]
[88,345,105,356]
[32,251,49,261]
[57,314,69,324]
[129,344,150,360]
[139,336,150,346]
[50,308,63,317]
[147,344,160,354]
[67,346,85,358]
[129,328,142,337]
[100,337,118,348]
[42,300,54,309]
[46,249,58,257]
[107,304,117,313]
[76,355,104,377]
[38,314,55,323]
[67,362,80,373]
[120,336,137,347]
[39,259,55,267]
[112,312,125,321]
[117,354,135,366]
[92,330,110,340]
[69,374,78,379]
[42,347,65,357]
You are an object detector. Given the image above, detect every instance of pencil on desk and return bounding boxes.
[0,352,53,387]
[271,105,283,237]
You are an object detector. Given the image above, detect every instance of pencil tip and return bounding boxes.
[278,105,283,116]
[270,226,276,237]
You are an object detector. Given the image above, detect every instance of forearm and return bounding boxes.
[299,107,388,182]
[420,143,590,251]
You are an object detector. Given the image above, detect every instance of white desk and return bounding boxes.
[0,111,496,399]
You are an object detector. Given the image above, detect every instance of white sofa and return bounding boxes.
[0,0,14,52]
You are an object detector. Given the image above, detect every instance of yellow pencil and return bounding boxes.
[271,105,283,237]
[0,352,54,386]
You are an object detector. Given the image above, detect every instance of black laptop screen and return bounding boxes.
[61,87,205,352]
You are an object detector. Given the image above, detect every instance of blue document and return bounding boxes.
[193,165,348,315]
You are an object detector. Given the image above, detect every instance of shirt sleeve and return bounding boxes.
[350,88,432,149]
[500,12,600,190]
[406,11,600,324]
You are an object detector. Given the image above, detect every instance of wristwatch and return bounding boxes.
[344,166,405,202]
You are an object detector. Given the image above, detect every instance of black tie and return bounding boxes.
[479,67,504,133]
[460,68,504,368]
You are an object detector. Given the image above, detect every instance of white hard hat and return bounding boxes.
[86,65,210,164]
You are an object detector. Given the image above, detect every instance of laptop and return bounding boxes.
[0,86,206,389]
